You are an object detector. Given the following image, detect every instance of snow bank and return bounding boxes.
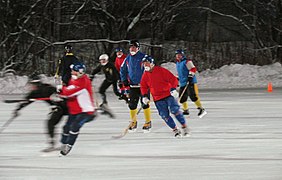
[0,62,281,94]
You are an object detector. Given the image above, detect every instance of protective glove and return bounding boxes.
[117,80,123,89]
[89,75,94,82]
[170,89,179,99]
[123,80,130,87]
[187,73,193,84]
[50,93,63,102]
[56,85,63,93]
[142,96,150,105]
[54,75,61,85]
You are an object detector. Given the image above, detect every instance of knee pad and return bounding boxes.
[142,104,150,109]
[128,99,138,110]
[190,94,198,102]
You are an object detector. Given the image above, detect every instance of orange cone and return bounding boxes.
[267,82,273,92]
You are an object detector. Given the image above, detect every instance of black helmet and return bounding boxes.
[65,44,72,52]
[129,40,140,48]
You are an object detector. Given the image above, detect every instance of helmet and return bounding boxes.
[115,47,124,53]
[142,55,155,64]
[99,54,109,61]
[129,40,140,48]
[28,73,41,83]
[65,45,72,52]
[175,49,185,55]
[70,62,86,73]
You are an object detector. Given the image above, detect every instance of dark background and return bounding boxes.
[0,0,281,75]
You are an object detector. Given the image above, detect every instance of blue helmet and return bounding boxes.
[115,47,124,53]
[70,62,86,73]
[142,55,155,64]
[175,49,185,55]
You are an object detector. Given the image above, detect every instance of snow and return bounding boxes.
[0,62,281,95]
[161,62,282,89]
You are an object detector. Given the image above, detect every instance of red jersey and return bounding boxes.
[60,75,95,115]
[140,66,178,101]
[115,54,127,73]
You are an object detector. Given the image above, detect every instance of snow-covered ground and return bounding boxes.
[0,89,282,180]
[0,62,281,94]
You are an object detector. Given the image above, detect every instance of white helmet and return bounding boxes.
[99,54,109,61]
[99,54,109,66]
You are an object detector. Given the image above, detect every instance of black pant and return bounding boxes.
[99,80,121,104]
[179,83,198,103]
[128,87,149,110]
[47,106,65,140]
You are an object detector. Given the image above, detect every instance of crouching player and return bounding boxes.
[57,62,96,156]
[140,55,190,137]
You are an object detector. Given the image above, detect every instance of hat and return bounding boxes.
[129,40,140,48]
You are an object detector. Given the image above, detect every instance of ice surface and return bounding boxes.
[1,89,282,180]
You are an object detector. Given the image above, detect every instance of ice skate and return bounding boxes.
[198,108,207,118]
[183,109,190,116]
[128,121,137,132]
[99,103,115,118]
[182,127,191,137]
[142,121,151,133]
[41,145,56,153]
[173,128,182,138]
[60,144,72,156]
[41,138,59,152]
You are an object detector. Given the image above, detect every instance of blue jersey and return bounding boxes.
[176,57,197,87]
[120,51,146,85]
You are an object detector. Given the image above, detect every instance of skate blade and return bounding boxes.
[143,129,151,133]
[40,151,61,157]
[175,134,182,138]
[198,111,207,118]
[128,129,137,133]
[183,133,191,137]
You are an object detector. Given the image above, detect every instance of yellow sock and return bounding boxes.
[194,84,201,101]
[182,102,189,110]
[130,109,138,122]
[194,99,202,109]
[143,108,151,123]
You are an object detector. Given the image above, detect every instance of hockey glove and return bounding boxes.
[142,96,150,105]
[123,80,130,87]
[117,80,123,89]
[89,75,94,82]
[170,89,179,99]
[187,73,193,84]
[56,85,63,93]
[50,93,63,102]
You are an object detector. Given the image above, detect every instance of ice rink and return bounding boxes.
[0,88,282,180]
